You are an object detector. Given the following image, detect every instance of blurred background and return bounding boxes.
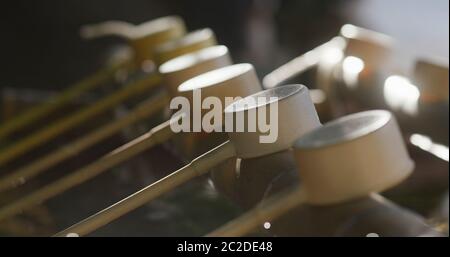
[0,0,448,236]
[1,0,447,91]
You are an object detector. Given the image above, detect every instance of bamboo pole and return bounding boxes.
[0,115,179,221]
[0,44,231,192]
[262,37,344,89]
[0,73,161,166]
[0,16,186,143]
[54,140,236,237]
[206,187,307,237]
[0,60,131,142]
[80,21,135,40]
[0,91,169,192]
[262,46,322,89]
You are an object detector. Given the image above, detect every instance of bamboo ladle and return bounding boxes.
[207,110,415,236]
[54,84,321,237]
[0,28,216,167]
[0,63,260,224]
[0,16,186,142]
[263,24,394,118]
[0,45,231,193]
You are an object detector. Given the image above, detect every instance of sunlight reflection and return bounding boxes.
[410,134,449,162]
[383,75,420,115]
[321,47,344,66]
[342,56,364,88]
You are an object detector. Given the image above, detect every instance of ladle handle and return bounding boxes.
[0,91,169,193]
[54,140,236,237]
[0,60,130,142]
[207,186,307,237]
[0,114,177,222]
[0,73,160,166]
[262,37,344,89]
[80,21,135,40]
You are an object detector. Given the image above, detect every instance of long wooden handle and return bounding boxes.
[262,48,322,89]
[0,60,132,142]
[262,39,341,89]
[0,73,161,166]
[206,186,307,237]
[0,115,177,221]
[0,91,169,192]
[80,21,135,40]
[54,140,236,237]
